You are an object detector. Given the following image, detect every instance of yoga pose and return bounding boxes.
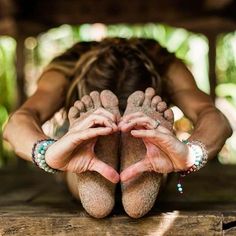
[3,38,232,218]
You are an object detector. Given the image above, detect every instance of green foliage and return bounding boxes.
[217,32,236,84]
[33,23,209,93]
[0,37,16,166]
[216,32,236,106]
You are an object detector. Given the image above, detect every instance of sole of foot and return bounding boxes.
[120,87,174,218]
[66,90,120,218]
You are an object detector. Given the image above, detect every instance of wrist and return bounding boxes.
[180,140,208,173]
[183,145,197,170]
[173,142,195,171]
[44,142,57,168]
[177,140,208,194]
[32,139,58,173]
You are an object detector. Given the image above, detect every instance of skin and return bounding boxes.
[118,60,233,181]
[3,71,120,183]
[66,90,121,218]
[3,59,232,183]
[119,88,175,218]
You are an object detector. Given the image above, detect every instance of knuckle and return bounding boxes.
[137,111,145,116]
[95,107,104,113]
[110,113,116,120]
[90,114,99,120]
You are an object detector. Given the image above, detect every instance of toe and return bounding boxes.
[143,87,155,107]
[164,108,174,124]
[90,91,102,109]
[157,101,167,113]
[74,101,85,113]
[100,90,119,109]
[68,106,80,124]
[127,91,145,108]
[151,95,162,110]
[81,95,94,111]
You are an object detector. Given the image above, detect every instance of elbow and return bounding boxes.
[224,116,233,138]
[2,113,15,142]
[217,108,233,139]
[2,117,10,142]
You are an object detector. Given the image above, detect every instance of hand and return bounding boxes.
[45,108,120,183]
[119,112,195,182]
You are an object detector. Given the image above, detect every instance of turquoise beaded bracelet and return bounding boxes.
[32,139,58,174]
[177,140,208,194]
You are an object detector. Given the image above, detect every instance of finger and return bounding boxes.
[89,158,120,183]
[88,114,117,130]
[120,112,145,123]
[93,107,117,122]
[120,159,151,182]
[120,117,159,132]
[131,125,172,138]
[72,127,113,143]
[76,114,117,131]
[119,112,148,128]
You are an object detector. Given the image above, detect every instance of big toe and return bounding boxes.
[100,90,120,116]
[127,90,145,108]
[100,90,119,108]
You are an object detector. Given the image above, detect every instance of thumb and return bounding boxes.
[120,158,151,182]
[88,158,120,184]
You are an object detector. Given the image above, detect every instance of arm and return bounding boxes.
[43,41,98,78]
[166,59,232,159]
[3,41,94,161]
[3,53,119,182]
[3,70,69,161]
[119,60,233,181]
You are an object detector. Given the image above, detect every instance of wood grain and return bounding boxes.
[0,163,236,235]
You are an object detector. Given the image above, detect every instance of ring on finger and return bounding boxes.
[154,120,161,129]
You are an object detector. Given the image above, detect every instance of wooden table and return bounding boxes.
[0,162,236,235]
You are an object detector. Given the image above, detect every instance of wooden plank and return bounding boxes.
[223,212,236,235]
[1,162,236,235]
[0,212,222,236]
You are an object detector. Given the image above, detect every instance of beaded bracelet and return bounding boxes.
[32,139,58,174]
[177,140,208,194]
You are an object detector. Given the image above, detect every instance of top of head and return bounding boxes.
[66,37,162,112]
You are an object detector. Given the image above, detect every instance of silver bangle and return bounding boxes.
[187,140,208,170]
[177,140,208,194]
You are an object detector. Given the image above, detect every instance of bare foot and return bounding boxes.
[66,90,120,218]
[120,88,174,218]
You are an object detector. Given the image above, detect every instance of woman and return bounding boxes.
[3,37,232,218]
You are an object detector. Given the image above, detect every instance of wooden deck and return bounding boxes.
[0,162,236,235]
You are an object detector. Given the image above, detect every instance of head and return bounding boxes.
[66,38,162,113]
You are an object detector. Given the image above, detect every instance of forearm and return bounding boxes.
[3,109,48,162]
[188,107,232,160]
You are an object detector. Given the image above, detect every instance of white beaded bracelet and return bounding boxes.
[32,139,58,174]
[177,140,208,194]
